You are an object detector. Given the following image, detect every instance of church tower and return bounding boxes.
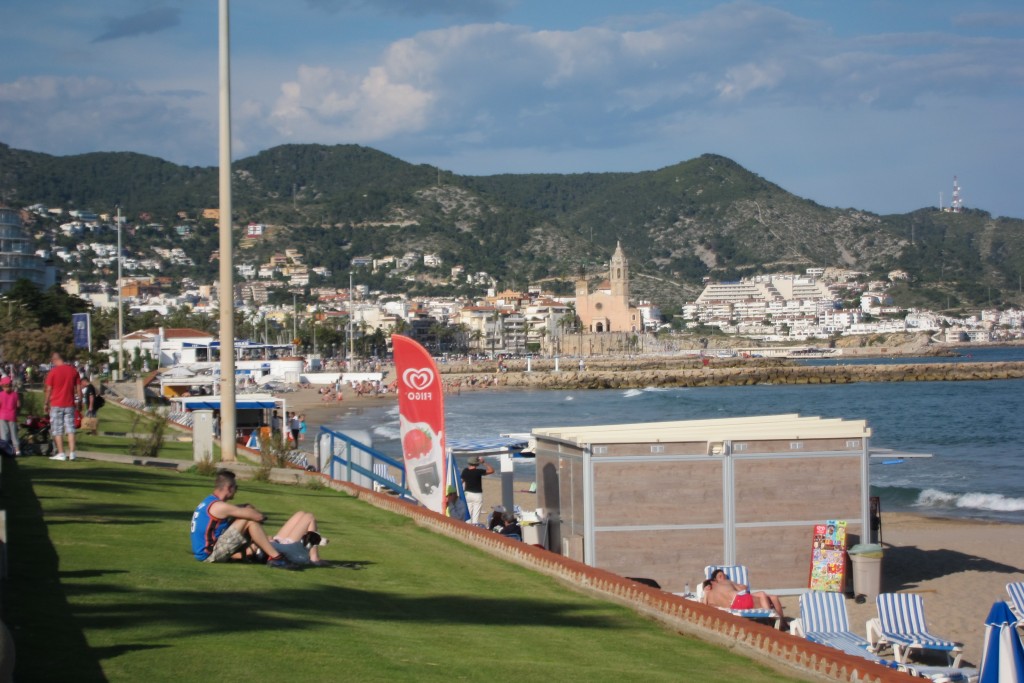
[610,241,629,301]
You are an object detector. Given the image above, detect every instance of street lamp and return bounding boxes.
[116,205,124,379]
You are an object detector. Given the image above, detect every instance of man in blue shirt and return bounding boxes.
[190,469,310,569]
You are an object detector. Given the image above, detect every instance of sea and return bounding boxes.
[327,346,1024,524]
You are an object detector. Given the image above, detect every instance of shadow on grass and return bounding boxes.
[2,458,107,682]
[882,543,1024,592]
[67,583,623,637]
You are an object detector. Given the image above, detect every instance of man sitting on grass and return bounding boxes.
[190,469,325,569]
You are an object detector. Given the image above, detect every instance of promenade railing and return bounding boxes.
[317,426,411,498]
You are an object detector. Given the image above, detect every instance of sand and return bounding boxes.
[274,380,1023,668]
[471,479,1023,668]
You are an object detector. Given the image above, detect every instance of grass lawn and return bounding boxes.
[21,392,218,461]
[2,458,799,683]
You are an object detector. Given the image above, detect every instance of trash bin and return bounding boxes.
[848,543,883,599]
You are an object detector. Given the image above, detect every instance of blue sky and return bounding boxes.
[3,1,1023,218]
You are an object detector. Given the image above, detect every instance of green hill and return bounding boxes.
[2,141,1022,309]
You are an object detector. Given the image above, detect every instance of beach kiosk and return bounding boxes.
[171,393,287,446]
[532,414,871,594]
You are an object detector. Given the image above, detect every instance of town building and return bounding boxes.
[575,242,641,333]
[0,207,56,293]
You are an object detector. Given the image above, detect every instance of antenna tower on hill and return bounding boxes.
[951,176,963,213]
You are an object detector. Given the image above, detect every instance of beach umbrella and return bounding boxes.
[978,601,1024,683]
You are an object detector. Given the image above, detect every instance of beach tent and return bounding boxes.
[979,601,1024,683]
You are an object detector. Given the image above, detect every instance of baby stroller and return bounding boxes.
[19,415,54,456]
[18,412,82,457]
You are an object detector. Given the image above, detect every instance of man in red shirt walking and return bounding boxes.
[44,352,80,461]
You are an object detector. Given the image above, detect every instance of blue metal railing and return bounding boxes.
[317,426,412,498]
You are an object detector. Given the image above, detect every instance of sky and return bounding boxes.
[3,1,1023,218]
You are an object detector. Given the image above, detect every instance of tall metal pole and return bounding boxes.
[218,0,236,461]
[348,272,355,362]
[116,206,124,379]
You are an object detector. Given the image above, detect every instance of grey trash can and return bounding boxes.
[848,543,883,599]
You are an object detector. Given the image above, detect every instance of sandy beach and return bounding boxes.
[470,477,1024,668]
[276,373,1024,669]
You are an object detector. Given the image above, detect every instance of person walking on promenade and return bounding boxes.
[44,352,80,461]
[460,456,494,524]
[0,377,20,456]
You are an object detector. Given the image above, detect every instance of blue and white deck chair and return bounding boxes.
[1007,582,1024,620]
[372,463,399,492]
[798,591,898,669]
[800,593,974,682]
[870,593,963,667]
[698,564,781,628]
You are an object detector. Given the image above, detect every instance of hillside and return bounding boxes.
[2,141,1022,309]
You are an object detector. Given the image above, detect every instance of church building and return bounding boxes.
[575,242,641,333]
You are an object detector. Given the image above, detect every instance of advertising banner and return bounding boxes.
[808,520,847,592]
[72,312,91,351]
[392,334,446,513]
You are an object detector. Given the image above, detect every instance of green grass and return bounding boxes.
[2,459,798,683]
[21,391,219,461]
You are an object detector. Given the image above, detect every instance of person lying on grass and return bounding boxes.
[190,469,327,569]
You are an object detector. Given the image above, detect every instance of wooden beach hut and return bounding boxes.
[532,414,871,594]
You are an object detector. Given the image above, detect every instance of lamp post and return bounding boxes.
[116,205,124,379]
[216,0,236,461]
[348,271,355,363]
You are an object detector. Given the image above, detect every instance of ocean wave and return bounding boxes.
[622,389,644,398]
[372,424,401,441]
[914,488,1024,513]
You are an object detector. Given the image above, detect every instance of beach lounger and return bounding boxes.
[696,565,782,628]
[868,593,964,667]
[372,463,398,493]
[899,663,977,683]
[794,592,975,682]
[1007,581,1024,619]
[797,591,897,665]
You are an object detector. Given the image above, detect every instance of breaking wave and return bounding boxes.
[914,488,1024,513]
[372,424,401,441]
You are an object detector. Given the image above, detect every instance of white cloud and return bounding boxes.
[0,75,212,163]
[269,63,434,142]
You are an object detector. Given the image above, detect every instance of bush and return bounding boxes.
[131,408,168,459]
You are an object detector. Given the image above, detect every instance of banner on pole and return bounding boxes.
[72,312,91,351]
[392,334,446,513]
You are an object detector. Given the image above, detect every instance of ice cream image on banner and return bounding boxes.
[401,416,444,499]
[413,462,440,493]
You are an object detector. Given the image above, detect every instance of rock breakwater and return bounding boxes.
[444,361,1024,391]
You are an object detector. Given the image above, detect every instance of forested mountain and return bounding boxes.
[2,141,1022,310]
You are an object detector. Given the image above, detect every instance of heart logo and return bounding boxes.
[403,368,434,391]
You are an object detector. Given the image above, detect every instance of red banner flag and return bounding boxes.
[391,334,447,513]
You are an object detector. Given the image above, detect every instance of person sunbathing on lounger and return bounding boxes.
[703,569,785,619]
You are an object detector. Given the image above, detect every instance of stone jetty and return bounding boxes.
[441,359,1024,391]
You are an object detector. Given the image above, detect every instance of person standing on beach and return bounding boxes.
[44,352,80,462]
[460,456,494,524]
[0,377,20,456]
